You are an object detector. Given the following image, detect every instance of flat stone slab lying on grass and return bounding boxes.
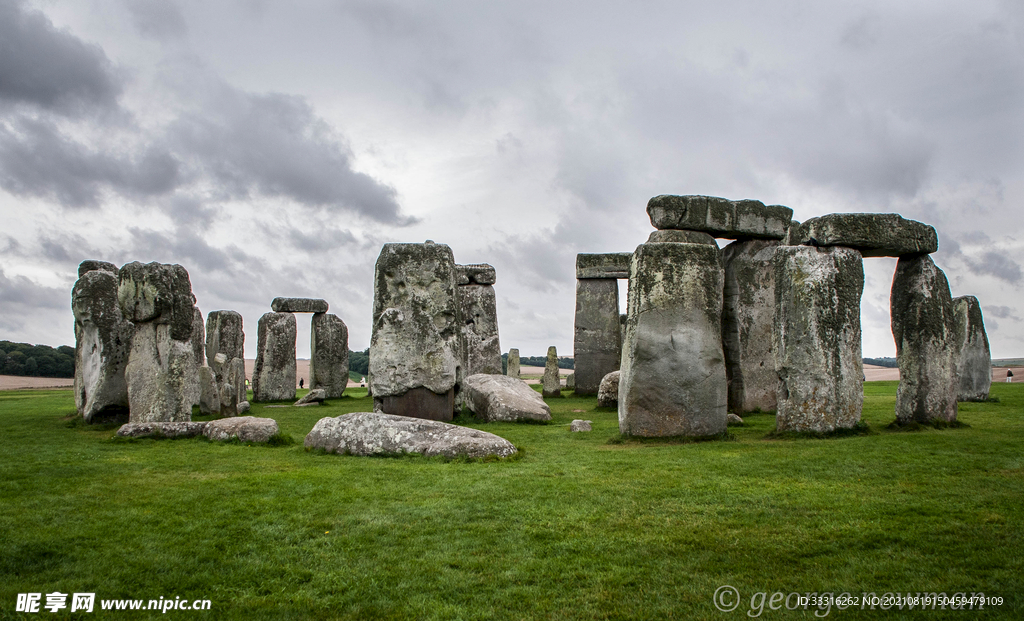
[646,195,792,240]
[304,412,517,458]
[295,389,326,405]
[797,213,938,257]
[570,420,592,432]
[462,374,552,422]
[270,297,329,313]
[203,416,279,443]
[117,421,207,438]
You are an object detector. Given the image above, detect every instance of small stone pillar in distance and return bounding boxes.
[310,313,349,399]
[253,311,297,402]
[573,253,631,396]
[618,242,727,437]
[506,349,520,379]
[542,346,561,397]
[773,246,864,433]
[952,295,991,402]
[206,310,246,415]
[187,306,205,408]
[891,254,958,424]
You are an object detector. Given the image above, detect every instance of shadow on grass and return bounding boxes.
[885,419,971,432]
[764,422,876,440]
[606,432,733,445]
[305,445,525,464]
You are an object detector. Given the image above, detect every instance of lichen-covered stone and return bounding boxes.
[72,266,132,423]
[646,230,718,245]
[618,242,727,437]
[117,262,195,341]
[186,306,205,407]
[253,312,296,402]
[952,296,991,402]
[727,413,744,425]
[204,416,280,443]
[205,310,246,414]
[199,366,220,415]
[542,346,561,398]
[458,279,502,376]
[647,195,792,240]
[271,297,329,313]
[573,278,621,395]
[304,412,518,458]
[891,255,958,423]
[506,348,520,379]
[295,388,327,405]
[116,421,207,438]
[310,313,349,399]
[370,242,461,418]
[773,246,864,433]
[78,260,118,278]
[456,264,497,285]
[124,322,196,423]
[463,374,552,422]
[570,419,592,432]
[597,370,619,408]
[575,253,633,279]
[798,213,938,257]
[722,239,780,414]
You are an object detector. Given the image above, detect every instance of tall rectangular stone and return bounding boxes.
[458,282,502,376]
[773,246,864,433]
[953,296,991,402]
[506,348,520,379]
[72,263,131,423]
[310,312,349,399]
[573,278,621,395]
[253,311,296,402]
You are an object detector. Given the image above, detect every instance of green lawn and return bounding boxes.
[1,383,1021,619]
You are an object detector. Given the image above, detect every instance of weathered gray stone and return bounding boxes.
[186,306,205,407]
[117,262,195,341]
[727,413,744,425]
[953,296,992,402]
[597,370,619,408]
[310,313,349,399]
[204,416,280,443]
[198,366,220,415]
[271,297,329,313]
[575,253,633,279]
[506,348,520,379]
[570,419,592,432]
[798,213,938,257]
[253,312,296,402]
[295,388,327,405]
[72,266,132,423]
[236,401,251,414]
[370,242,461,421]
[116,421,207,438]
[783,219,801,246]
[542,346,561,398]
[463,374,552,422]
[458,279,502,376]
[304,412,518,458]
[647,195,793,240]
[773,246,864,433]
[78,260,118,278]
[566,373,574,391]
[205,310,246,414]
[619,242,727,437]
[891,255,958,424]
[646,230,718,245]
[218,357,247,415]
[722,239,780,414]
[573,278,621,395]
[456,264,497,285]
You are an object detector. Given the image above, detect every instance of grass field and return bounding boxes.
[1,383,1022,619]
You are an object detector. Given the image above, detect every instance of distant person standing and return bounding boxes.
[1008,370,1014,383]
[299,377,304,389]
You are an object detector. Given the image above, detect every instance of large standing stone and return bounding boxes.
[370,242,461,421]
[952,296,992,402]
[573,278,621,395]
[797,213,938,257]
[310,313,349,399]
[457,266,501,376]
[271,297,329,313]
[253,311,297,402]
[619,242,727,437]
[186,306,205,407]
[647,195,792,240]
[117,262,197,423]
[72,263,132,422]
[773,246,864,433]
[463,374,552,422]
[206,310,246,415]
[891,255,958,424]
[542,346,561,398]
[198,366,220,415]
[506,348,520,379]
[722,239,780,413]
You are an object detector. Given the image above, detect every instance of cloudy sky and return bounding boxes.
[1,0,1022,360]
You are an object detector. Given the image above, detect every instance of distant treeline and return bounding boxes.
[863,357,898,368]
[345,349,574,378]
[0,341,75,377]
[501,352,574,370]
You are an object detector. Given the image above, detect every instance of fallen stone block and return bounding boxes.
[295,388,327,405]
[570,419,592,432]
[203,416,280,443]
[463,374,552,422]
[116,421,207,438]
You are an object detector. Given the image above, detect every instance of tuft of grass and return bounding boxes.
[886,418,972,431]
[765,421,876,440]
[607,431,733,445]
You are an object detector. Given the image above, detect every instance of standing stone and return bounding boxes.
[722,239,780,413]
[117,262,197,423]
[891,255,958,424]
[186,306,204,408]
[310,313,349,399]
[507,348,520,379]
[573,278,621,395]
[253,311,297,402]
[198,366,220,415]
[952,296,992,402]
[370,242,461,421]
[566,373,575,391]
[619,242,727,437]
[206,310,246,415]
[773,246,864,433]
[72,262,132,423]
[542,346,561,397]
[457,264,502,376]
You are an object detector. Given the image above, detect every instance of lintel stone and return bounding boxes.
[646,195,792,240]
[576,253,633,279]
[271,297,329,313]
[797,213,938,257]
